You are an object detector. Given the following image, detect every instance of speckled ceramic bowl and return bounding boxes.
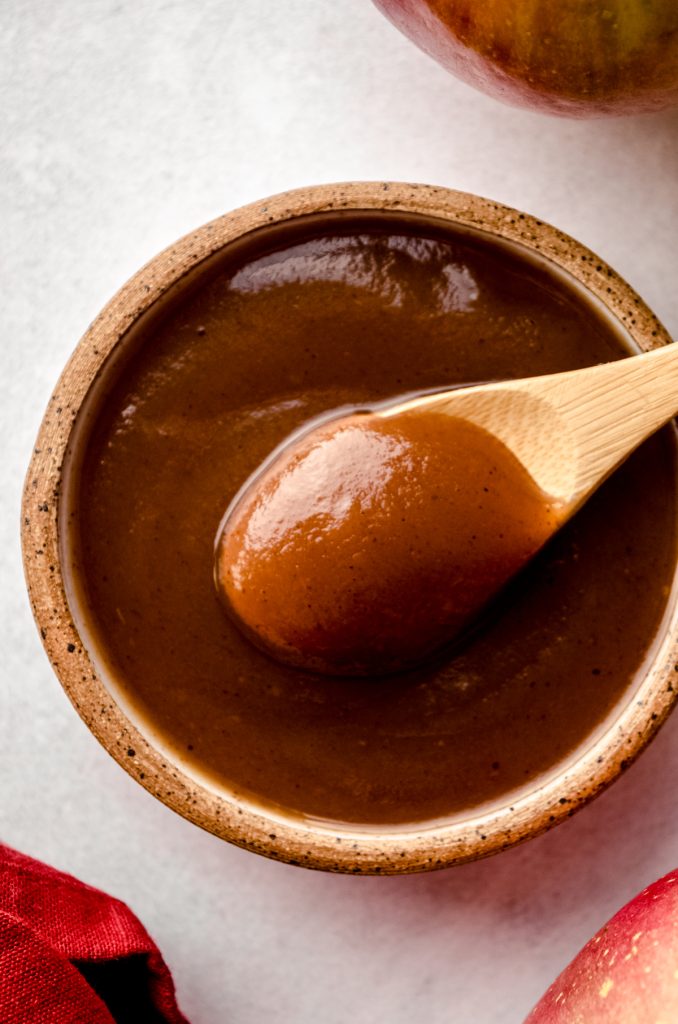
[22,182,678,874]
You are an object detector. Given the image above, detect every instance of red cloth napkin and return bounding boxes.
[0,843,189,1023]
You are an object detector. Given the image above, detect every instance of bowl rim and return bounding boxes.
[21,180,678,874]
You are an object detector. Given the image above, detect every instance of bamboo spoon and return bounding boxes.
[215,343,678,676]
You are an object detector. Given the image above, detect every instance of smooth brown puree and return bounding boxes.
[67,213,677,826]
[216,412,559,675]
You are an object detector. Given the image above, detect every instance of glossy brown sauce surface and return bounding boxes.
[216,412,560,675]
[68,214,677,825]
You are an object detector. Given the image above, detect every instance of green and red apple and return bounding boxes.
[526,868,678,1022]
[371,0,678,116]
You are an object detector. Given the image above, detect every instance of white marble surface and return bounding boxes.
[2,2,678,1021]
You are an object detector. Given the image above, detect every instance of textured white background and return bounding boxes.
[2,2,678,1022]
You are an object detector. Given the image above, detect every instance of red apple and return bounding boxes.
[371,0,678,116]
[525,869,678,1022]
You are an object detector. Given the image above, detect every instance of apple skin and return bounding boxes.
[371,0,678,116]
[525,869,678,1023]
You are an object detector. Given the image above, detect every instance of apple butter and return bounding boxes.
[64,213,677,826]
[216,412,560,675]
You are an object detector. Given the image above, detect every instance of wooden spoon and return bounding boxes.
[378,342,678,523]
[216,343,677,675]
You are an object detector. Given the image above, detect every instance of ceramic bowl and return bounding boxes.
[22,182,678,873]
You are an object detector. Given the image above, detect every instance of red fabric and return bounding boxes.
[0,844,189,1024]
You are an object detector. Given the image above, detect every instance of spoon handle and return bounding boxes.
[382,343,678,510]
[509,342,678,510]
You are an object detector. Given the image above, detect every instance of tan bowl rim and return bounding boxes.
[22,181,678,874]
